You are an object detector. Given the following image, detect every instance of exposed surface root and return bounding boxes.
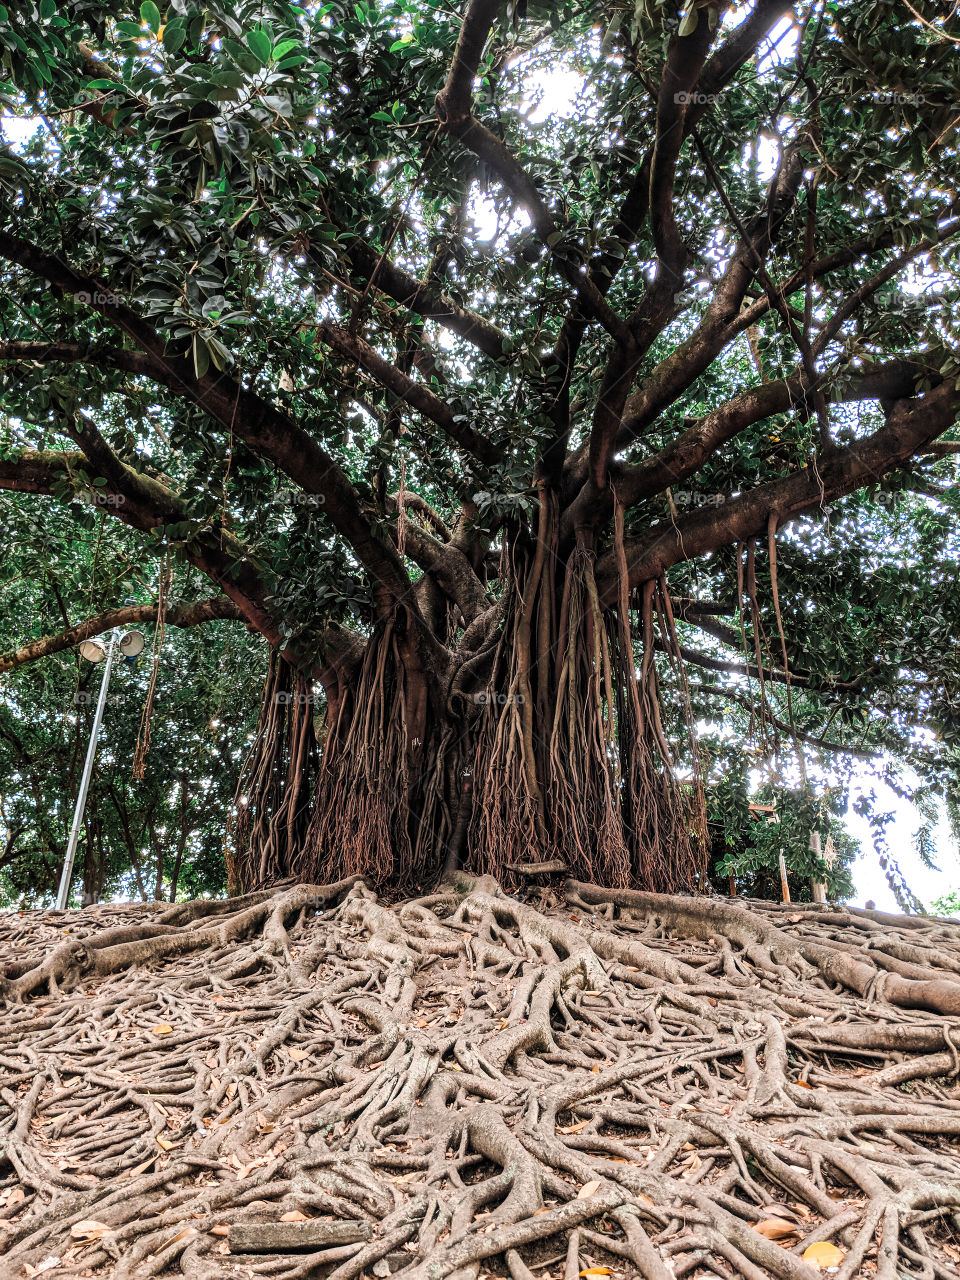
[2,879,960,1279]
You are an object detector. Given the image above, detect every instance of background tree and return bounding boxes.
[0,0,959,899]
[932,887,960,915]
[0,491,264,905]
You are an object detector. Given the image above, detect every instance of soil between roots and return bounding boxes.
[1,875,959,1280]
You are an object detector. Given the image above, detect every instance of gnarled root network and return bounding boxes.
[2,875,960,1279]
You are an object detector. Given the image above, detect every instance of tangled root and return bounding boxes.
[1,879,959,1279]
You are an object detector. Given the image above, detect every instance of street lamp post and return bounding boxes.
[55,627,145,910]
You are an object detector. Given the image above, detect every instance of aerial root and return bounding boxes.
[1,876,959,1278]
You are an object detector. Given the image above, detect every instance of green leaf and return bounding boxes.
[245,29,272,65]
[162,24,186,52]
[140,1,161,34]
[206,336,232,370]
[39,0,56,18]
[192,334,210,379]
[678,6,698,36]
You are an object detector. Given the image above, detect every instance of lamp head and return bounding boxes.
[78,638,107,664]
[119,630,145,658]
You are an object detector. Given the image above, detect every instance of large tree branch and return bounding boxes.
[0,446,286,646]
[592,0,796,292]
[435,0,632,345]
[648,15,719,279]
[565,125,813,517]
[392,511,491,625]
[0,599,243,675]
[0,340,154,375]
[0,447,374,680]
[676,643,805,687]
[610,356,942,511]
[0,229,414,608]
[337,240,510,361]
[596,377,960,600]
[538,1,794,491]
[2,335,495,478]
[570,185,960,530]
[622,130,814,443]
[318,323,500,467]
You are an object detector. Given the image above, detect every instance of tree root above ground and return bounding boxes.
[1,878,959,1280]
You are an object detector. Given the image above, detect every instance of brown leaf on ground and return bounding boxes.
[753,1218,800,1240]
[69,1221,112,1241]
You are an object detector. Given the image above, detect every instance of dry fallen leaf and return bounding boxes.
[802,1241,845,1270]
[167,1228,198,1246]
[209,1225,229,1236]
[753,1219,799,1241]
[286,1047,310,1061]
[557,1119,591,1134]
[150,1024,174,1036]
[279,1211,309,1222]
[156,1135,178,1151]
[591,1063,600,1074]
[577,1180,602,1199]
[70,1220,112,1241]
[580,1270,612,1277]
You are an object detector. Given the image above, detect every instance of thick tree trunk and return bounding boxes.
[229,537,708,895]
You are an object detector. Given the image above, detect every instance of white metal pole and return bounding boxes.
[810,830,827,903]
[56,630,119,910]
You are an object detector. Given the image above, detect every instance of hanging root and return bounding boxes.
[299,618,454,894]
[228,652,318,893]
[3,878,960,1279]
